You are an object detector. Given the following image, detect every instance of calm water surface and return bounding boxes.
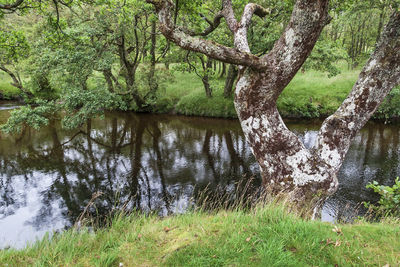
[0,105,399,249]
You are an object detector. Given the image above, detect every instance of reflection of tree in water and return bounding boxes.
[3,115,399,229]
[0,127,39,218]
[0,113,257,230]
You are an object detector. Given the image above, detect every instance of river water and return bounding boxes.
[0,105,399,249]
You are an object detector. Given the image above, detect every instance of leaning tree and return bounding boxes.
[147,0,400,205]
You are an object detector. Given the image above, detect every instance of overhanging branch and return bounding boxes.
[147,0,268,69]
[240,3,270,29]
[0,0,24,10]
[196,12,224,36]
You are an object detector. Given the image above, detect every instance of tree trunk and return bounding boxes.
[235,11,400,204]
[223,64,238,98]
[148,0,400,209]
[148,20,159,97]
[219,62,226,78]
[103,69,115,93]
[235,70,338,205]
[203,57,213,97]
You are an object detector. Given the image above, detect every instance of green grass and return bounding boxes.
[157,71,236,118]
[1,204,399,266]
[0,73,21,100]
[278,68,359,118]
[162,67,360,119]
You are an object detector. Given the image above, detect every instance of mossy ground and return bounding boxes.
[0,204,399,266]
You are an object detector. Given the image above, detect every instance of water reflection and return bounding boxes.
[0,112,399,248]
[0,113,258,248]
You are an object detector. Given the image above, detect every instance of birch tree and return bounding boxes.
[147,0,400,205]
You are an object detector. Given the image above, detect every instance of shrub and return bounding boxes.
[364,178,400,217]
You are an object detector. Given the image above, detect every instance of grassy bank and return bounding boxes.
[0,73,21,100]
[1,204,399,266]
[165,68,360,119]
[2,66,400,119]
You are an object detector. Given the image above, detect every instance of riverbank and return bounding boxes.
[2,67,400,120]
[164,69,399,120]
[164,68,360,119]
[0,204,399,266]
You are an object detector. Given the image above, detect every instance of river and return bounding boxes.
[0,106,399,248]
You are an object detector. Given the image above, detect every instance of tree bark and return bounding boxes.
[103,69,115,93]
[148,20,159,97]
[219,62,226,78]
[223,64,237,98]
[201,57,213,98]
[148,0,400,207]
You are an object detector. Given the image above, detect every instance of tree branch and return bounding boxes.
[315,11,400,172]
[234,3,270,53]
[147,0,267,69]
[240,3,270,29]
[221,0,238,33]
[260,0,331,99]
[196,12,224,36]
[0,64,22,90]
[0,0,24,10]
[177,12,224,37]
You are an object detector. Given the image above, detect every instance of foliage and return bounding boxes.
[0,100,59,133]
[61,88,128,129]
[0,24,30,95]
[1,0,400,123]
[373,86,400,122]
[1,88,128,133]
[364,178,400,217]
[302,38,347,77]
[0,29,29,61]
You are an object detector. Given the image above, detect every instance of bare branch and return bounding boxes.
[176,12,224,37]
[234,3,270,53]
[240,3,270,29]
[197,12,224,36]
[147,0,267,69]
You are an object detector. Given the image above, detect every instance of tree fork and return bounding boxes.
[148,0,400,207]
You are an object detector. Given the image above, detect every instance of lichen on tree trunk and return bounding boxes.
[148,0,400,207]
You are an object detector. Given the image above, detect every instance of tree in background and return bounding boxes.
[0,27,32,99]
